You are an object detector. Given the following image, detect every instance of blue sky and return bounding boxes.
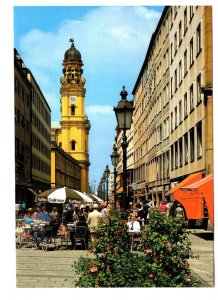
[14,5,164,191]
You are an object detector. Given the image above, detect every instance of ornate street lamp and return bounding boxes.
[113,86,134,210]
[110,145,119,207]
[104,165,110,205]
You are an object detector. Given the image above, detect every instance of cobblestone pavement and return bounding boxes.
[16,230,214,288]
[188,230,214,287]
[16,248,92,288]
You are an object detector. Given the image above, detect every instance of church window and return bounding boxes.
[71,140,76,151]
[71,105,75,115]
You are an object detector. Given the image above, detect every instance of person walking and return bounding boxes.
[87,204,102,241]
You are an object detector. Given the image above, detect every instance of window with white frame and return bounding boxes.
[190,38,194,66]
[184,133,188,164]
[184,49,188,76]
[171,145,174,171]
[190,127,195,162]
[197,73,202,104]
[171,111,174,132]
[179,21,182,44]
[184,92,188,118]
[175,106,178,128]
[174,32,178,55]
[179,60,182,84]
[196,23,202,55]
[197,121,202,158]
[190,6,194,21]
[190,84,194,111]
[179,100,182,124]
[175,142,178,169]
[174,69,178,92]
[184,7,187,34]
[179,138,183,167]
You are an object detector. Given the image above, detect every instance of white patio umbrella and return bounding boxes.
[35,187,86,204]
[90,194,104,203]
[73,190,93,204]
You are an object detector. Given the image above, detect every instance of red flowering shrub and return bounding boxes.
[74,207,200,287]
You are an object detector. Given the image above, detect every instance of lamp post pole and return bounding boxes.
[94,180,96,194]
[113,86,134,210]
[121,131,128,210]
[111,145,119,208]
[105,165,110,205]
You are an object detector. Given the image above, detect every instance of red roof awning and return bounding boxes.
[180,174,213,190]
[165,172,202,195]
[179,174,214,224]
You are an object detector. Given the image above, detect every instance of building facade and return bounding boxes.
[51,144,81,190]
[14,49,51,206]
[132,6,213,205]
[14,49,32,204]
[27,71,51,195]
[51,38,91,193]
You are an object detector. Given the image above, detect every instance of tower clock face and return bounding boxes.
[69,95,77,103]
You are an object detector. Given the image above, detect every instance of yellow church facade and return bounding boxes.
[51,38,90,193]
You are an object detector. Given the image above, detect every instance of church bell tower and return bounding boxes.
[59,38,90,192]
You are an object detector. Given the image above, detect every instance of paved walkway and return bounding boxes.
[16,230,214,288]
[16,248,92,288]
[188,230,214,287]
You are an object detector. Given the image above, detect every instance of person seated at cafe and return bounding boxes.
[22,211,35,225]
[33,207,40,220]
[127,213,141,232]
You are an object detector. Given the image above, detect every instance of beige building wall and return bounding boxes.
[132,7,171,205]
[132,6,213,205]
[169,6,212,182]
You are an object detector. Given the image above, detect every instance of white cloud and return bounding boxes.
[16,6,162,183]
[86,105,113,115]
[18,6,162,116]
